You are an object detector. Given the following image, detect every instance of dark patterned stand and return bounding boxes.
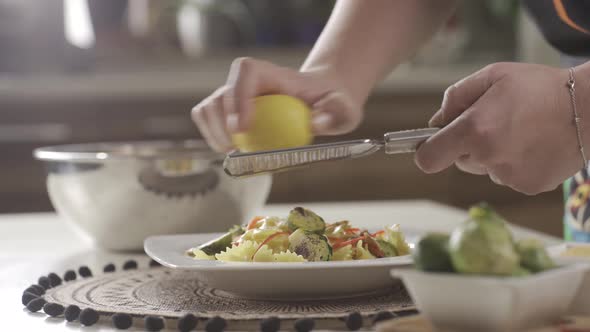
[23,262,416,331]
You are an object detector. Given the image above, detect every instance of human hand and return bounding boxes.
[191,57,363,152]
[415,62,586,195]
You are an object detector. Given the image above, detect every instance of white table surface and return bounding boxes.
[0,200,560,331]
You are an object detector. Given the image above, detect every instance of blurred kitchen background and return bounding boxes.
[0,0,564,235]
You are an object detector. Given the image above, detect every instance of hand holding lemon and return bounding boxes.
[191,57,363,153]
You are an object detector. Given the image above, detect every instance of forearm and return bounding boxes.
[300,0,457,106]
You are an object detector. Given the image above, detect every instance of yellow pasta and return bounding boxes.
[213,241,276,262]
[252,245,274,262]
[191,249,215,260]
[239,229,289,253]
[353,241,376,260]
[189,206,411,263]
[332,245,353,261]
[215,241,258,262]
[385,225,410,256]
[273,250,306,262]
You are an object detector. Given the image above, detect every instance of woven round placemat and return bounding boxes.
[24,262,417,331]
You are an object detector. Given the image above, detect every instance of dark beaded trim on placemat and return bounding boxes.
[20,259,417,331]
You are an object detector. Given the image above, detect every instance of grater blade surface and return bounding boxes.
[223,139,382,177]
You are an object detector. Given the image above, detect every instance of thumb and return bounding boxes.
[429,65,497,128]
[311,91,362,136]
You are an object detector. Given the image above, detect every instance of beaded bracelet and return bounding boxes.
[567,67,588,169]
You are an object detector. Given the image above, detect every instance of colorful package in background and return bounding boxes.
[564,169,590,242]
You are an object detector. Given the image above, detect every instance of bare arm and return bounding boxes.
[193,0,457,151]
[302,0,458,106]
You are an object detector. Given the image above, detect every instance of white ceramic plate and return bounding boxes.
[144,232,416,300]
[393,264,590,332]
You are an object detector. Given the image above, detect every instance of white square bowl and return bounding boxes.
[392,264,589,332]
[548,242,590,315]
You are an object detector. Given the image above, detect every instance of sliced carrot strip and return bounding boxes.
[251,232,290,260]
[333,236,366,250]
[344,228,360,234]
[371,230,385,237]
[327,236,342,243]
[247,216,265,230]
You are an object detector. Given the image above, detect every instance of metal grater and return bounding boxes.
[223,128,439,178]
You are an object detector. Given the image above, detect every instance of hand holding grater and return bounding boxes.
[223,128,439,178]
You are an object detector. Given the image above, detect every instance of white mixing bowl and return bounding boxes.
[34,140,272,251]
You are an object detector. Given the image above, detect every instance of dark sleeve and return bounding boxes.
[522,0,590,56]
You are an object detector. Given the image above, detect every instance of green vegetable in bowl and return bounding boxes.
[288,229,332,261]
[413,233,455,272]
[467,202,506,225]
[287,207,326,234]
[449,204,519,276]
[412,203,556,277]
[511,266,532,277]
[515,238,555,273]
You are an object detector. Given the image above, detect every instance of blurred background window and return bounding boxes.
[0,0,564,237]
[0,0,526,74]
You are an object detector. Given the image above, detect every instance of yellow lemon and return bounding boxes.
[232,94,312,152]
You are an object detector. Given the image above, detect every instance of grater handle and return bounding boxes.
[383,128,440,154]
